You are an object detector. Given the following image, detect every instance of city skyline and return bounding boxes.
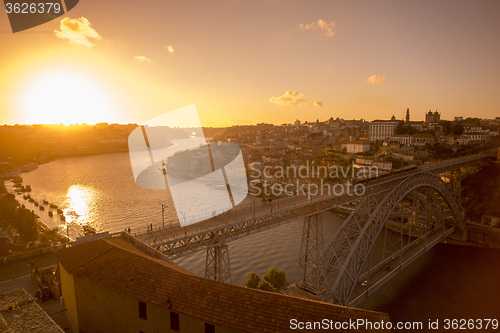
[1,0,500,126]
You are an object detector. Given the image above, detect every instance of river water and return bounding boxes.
[8,152,500,331]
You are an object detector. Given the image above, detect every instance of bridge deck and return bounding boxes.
[349,226,455,307]
[135,150,494,256]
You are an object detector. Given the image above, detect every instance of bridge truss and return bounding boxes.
[297,172,465,306]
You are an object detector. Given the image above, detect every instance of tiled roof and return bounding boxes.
[0,288,64,333]
[58,237,390,333]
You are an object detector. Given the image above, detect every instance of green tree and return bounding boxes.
[395,121,407,134]
[257,280,276,292]
[439,120,452,135]
[262,266,289,293]
[452,123,464,135]
[245,267,290,293]
[245,272,261,289]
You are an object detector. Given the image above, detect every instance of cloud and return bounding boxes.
[134,56,152,63]
[297,19,335,37]
[314,101,324,108]
[166,45,175,54]
[269,91,308,107]
[54,17,101,48]
[366,75,388,84]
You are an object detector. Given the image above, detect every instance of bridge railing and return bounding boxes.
[141,192,340,247]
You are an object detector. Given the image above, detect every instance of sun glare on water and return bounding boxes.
[63,184,97,225]
[21,72,116,125]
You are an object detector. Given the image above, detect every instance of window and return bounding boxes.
[170,311,179,331]
[205,323,215,333]
[138,301,147,320]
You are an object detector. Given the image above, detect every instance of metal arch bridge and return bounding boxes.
[133,150,495,303]
[298,172,463,307]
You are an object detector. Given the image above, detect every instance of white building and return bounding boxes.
[464,126,489,134]
[391,134,413,146]
[464,132,489,143]
[345,141,371,154]
[353,158,392,174]
[369,119,399,141]
[413,133,435,146]
[373,160,393,172]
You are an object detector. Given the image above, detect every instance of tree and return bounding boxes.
[257,280,275,292]
[395,121,407,135]
[439,120,452,135]
[263,267,289,293]
[244,267,289,293]
[452,123,464,135]
[245,272,261,289]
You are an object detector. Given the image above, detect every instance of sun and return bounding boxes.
[21,71,116,125]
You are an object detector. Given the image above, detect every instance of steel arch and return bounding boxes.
[320,172,464,305]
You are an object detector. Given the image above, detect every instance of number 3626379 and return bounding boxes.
[5,2,62,14]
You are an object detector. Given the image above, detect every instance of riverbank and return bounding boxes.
[0,146,130,180]
[1,179,68,251]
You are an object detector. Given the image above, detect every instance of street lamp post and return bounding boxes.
[161,204,165,228]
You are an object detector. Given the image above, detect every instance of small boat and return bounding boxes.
[48,211,53,217]
[20,163,38,172]
[39,206,45,211]
[42,200,49,205]
[34,202,39,207]
[50,203,58,209]
[57,209,63,215]
[60,216,66,222]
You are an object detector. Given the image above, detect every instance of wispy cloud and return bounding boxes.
[297,19,335,38]
[54,17,101,48]
[269,91,307,107]
[166,45,175,54]
[134,56,152,63]
[314,101,324,108]
[366,75,388,84]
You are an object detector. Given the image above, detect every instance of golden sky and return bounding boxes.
[1,0,499,127]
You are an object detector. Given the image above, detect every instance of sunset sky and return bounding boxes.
[1,0,499,127]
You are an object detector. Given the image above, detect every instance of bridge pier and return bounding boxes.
[449,169,463,207]
[205,243,232,283]
[297,213,323,294]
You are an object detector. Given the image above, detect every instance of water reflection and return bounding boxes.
[63,185,98,228]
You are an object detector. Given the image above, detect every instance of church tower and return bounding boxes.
[406,108,410,124]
